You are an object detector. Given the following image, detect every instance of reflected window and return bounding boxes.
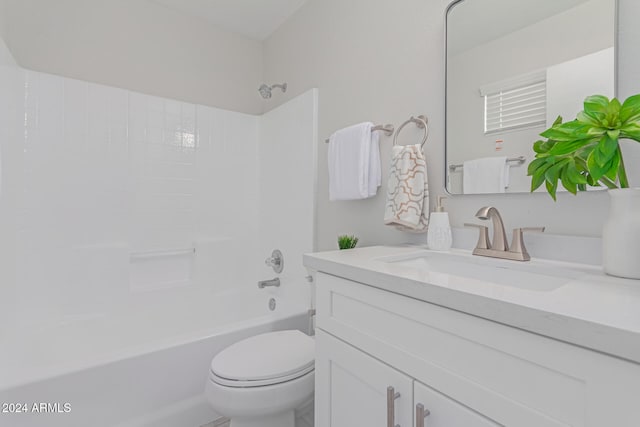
[482,71,547,134]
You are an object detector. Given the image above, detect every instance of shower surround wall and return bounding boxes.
[259,89,318,306]
[0,56,317,425]
[0,65,317,342]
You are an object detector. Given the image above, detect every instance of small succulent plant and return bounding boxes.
[338,235,359,250]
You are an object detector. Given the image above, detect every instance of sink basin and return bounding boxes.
[378,250,587,292]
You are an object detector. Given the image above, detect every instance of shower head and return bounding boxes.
[258,83,287,99]
[259,84,272,99]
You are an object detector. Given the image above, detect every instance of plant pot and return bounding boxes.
[603,188,640,279]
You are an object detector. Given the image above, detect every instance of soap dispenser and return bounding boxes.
[427,196,452,251]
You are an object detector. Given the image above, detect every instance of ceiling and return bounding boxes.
[447,0,595,55]
[149,0,309,41]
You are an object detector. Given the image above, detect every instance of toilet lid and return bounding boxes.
[210,330,315,384]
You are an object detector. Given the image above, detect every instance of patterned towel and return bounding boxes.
[384,144,429,233]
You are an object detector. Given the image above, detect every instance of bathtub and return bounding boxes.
[0,288,309,427]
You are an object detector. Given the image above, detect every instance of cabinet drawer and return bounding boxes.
[316,272,640,427]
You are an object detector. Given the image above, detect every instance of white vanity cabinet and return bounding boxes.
[315,330,413,427]
[316,330,500,427]
[314,272,640,427]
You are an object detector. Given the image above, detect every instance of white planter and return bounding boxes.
[602,188,640,279]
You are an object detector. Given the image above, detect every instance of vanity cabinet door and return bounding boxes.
[315,330,413,427]
[413,381,500,427]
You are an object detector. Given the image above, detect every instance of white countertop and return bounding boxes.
[304,245,640,364]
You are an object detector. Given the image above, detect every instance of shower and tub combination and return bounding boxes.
[0,58,318,427]
[1,290,310,427]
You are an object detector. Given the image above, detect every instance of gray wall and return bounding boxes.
[1,0,264,114]
[0,0,14,67]
[263,0,640,251]
[0,0,6,44]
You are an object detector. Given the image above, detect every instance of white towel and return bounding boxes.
[328,122,381,200]
[368,130,381,197]
[462,156,508,194]
[384,144,429,233]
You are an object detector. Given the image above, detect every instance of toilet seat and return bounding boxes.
[209,330,315,388]
[211,365,314,387]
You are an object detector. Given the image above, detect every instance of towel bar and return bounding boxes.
[449,156,526,172]
[324,123,394,143]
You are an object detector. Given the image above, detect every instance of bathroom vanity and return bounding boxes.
[304,246,640,427]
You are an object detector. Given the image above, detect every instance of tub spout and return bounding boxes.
[258,278,281,289]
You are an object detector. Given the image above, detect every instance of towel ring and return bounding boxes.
[393,115,429,149]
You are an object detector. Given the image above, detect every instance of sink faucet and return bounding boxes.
[474,206,509,251]
[465,206,545,261]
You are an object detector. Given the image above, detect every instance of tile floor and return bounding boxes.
[200,399,314,427]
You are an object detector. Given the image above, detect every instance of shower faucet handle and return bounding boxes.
[264,256,279,267]
[264,249,284,273]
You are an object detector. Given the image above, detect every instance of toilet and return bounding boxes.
[205,330,315,427]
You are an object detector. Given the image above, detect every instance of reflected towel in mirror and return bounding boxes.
[462,156,508,194]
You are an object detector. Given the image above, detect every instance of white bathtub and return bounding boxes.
[0,289,309,427]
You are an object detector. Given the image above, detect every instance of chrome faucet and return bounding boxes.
[465,206,545,261]
[258,278,281,289]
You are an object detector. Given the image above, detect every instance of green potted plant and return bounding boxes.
[528,94,640,279]
[337,235,359,250]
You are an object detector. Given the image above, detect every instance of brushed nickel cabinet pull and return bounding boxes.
[386,386,401,427]
[416,403,431,427]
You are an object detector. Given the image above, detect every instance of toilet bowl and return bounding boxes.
[205,330,315,427]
